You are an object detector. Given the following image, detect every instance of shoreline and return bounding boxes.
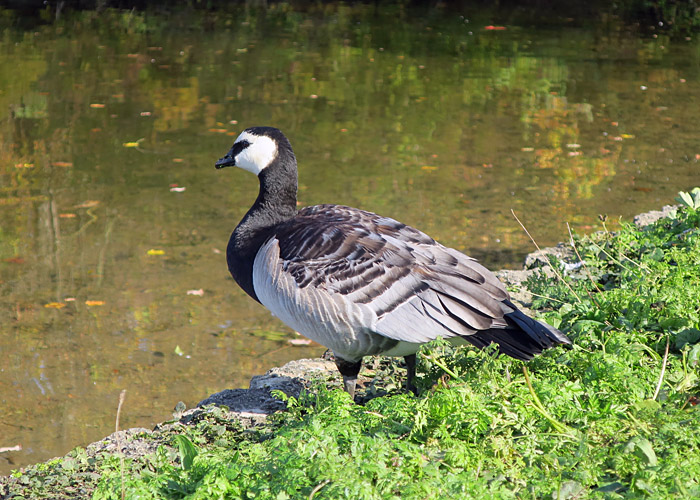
[0,204,679,482]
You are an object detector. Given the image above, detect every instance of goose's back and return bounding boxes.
[251,204,545,361]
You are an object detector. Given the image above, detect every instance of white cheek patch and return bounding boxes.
[234,131,278,175]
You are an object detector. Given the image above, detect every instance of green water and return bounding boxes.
[1,5,699,473]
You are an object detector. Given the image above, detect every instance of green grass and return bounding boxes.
[5,191,700,499]
[89,191,700,499]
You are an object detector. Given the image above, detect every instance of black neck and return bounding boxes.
[227,151,298,302]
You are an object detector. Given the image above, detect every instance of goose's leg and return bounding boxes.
[404,354,418,395]
[334,357,362,399]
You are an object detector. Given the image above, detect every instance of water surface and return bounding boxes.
[1,5,699,472]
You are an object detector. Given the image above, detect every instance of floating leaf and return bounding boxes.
[52,161,73,167]
[186,289,204,296]
[59,213,77,218]
[85,300,105,306]
[123,141,141,148]
[288,338,313,346]
[621,133,635,139]
[147,249,165,256]
[208,128,228,133]
[484,25,507,30]
[44,302,66,309]
[170,186,186,192]
[174,345,184,356]
[75,200,100,208]
[89,103,105,108]
[421,166,438,171]
[250,329,290,341]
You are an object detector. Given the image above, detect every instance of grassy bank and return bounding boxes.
[3,190,700,499]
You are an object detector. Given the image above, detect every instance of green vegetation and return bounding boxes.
[94,192,700,499]
[4,191,698,498]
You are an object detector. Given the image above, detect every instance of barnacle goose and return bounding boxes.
[216,126,571,398]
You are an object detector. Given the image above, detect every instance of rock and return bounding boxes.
[523,243,576,270]
[85,428,155,460]
[249,358,337,392]
[633,205,678,227]
[197,388,286,415]
[196,358,337,416]
[495,268,538,310]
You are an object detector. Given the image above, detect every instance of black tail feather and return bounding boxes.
[466,308,571,361]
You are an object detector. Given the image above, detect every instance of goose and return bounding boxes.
[216,126,571,398]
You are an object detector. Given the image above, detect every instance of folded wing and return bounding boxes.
[253,204,570,360]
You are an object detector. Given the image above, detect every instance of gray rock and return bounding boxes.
[84,427,156,460]
[194,358,338,418]
[249,358,337,392]
[523,243,576,269]
[633,205,678,227]
[197,388,286,415]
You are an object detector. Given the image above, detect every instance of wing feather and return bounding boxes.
[253,204,568,359]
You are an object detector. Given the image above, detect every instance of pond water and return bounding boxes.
[1,4,699,473]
